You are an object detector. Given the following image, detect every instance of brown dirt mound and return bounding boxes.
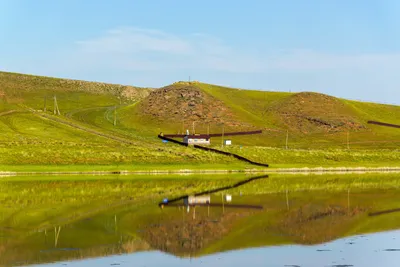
[138,83,252,129]
[269,92,366,133]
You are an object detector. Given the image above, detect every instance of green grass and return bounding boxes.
[118,82,400,149]
[216,145,400,168]
[1,71,400,169]
[0,162,254,172]
[198,83,292,128]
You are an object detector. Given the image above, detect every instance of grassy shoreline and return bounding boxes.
[1,164,400,175]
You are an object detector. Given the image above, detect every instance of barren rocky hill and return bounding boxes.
[137,82,255,129]
[136,84,370,134]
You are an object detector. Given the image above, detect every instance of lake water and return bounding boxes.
[2,173,400,267]
[31,230,400,267]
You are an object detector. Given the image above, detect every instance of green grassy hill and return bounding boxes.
[0,72,240,168]
[1,71,400,169]
[122,81,400,149]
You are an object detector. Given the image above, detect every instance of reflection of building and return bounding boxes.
[183,135,211,145]
[184,195,211,206]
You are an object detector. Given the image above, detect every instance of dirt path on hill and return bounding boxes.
[0,110,20,116]
[25,106,135,145]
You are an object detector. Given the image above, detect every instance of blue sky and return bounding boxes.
[1,0,400,104]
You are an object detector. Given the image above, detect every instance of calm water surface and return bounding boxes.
[32,230,400,267]
[2,173,400,267]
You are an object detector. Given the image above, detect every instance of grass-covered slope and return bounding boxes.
[123,81,400,149]
[1,71,400,169]
[0,72,241,168]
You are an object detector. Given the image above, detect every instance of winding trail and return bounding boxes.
[0,110,20,116]
[25,106,135,145]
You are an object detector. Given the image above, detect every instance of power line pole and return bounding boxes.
[43,96,47,112]
[221,124,225,147]
[285,130,289,150]
[286,189,290,210]
[53,96,56,115]
[53,95,60,115]
[113,106,117,126]
[192,121,195,135]
[221,194,225,214]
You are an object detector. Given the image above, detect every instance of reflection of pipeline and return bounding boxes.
[158,174,269,207]
[369,208,400,217]
[157,135,269,167]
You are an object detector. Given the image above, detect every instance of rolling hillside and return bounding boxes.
[122,81,400,149]
[0,72,238,167]
[1,71,400,168]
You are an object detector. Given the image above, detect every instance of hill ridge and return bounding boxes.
[0,71,153,102]
[1,71,400,154]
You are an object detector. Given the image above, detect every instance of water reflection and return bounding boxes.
[31,230,400,267]
[1,173,400,266]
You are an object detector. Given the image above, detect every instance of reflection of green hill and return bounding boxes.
[2,174,400,265]
[137,190,400,258]
[0,175,243,266]
[140,207,256,257]
[1,232,150,267]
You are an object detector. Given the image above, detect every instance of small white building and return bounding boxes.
[225,194,232,202]
[183,135,211,145]
[184,195,211,206]
[224,139,232,146]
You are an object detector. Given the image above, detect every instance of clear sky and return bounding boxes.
[1,0,400,104]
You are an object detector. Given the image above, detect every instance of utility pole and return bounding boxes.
[114,214,118,234]
[347,188,350,214]
[192,121,195,135]
[113,106,117,126]
[285,130,289,150]
[286,189,290,210]
[53,96,56,115]
[221,124,225,147]
[43,96,47,112]
[207,123,210,135]
[53,95,60,115]
[221,194,225,214]
[54,226,61,247]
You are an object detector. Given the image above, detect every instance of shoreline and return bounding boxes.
[1,166,400,176]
